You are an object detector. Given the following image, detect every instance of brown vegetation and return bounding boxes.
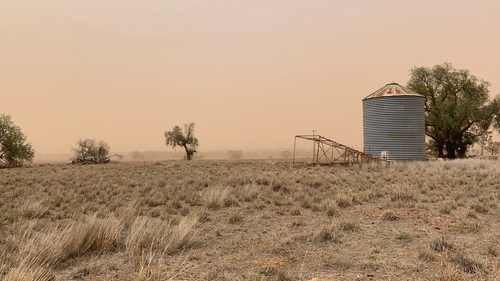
[1,159,500,280]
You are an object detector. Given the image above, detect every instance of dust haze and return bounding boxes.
[2,1,500,160]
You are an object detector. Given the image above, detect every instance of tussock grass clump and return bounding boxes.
[450,252,483,274]
[234,184,260,202]
[470,202,488,213]
[126,217,166,254]
[390,184,417,203]
[417,246,437,261]
[456,221,481,234]
[3,262,55,281]
[318,228,343,243]
[336,193,352,208]
[487,246,499,256]
[66,215,122,257]
[21,200,49,219]
[431,236,453,252]
[228,211,243,224]
[126,214,197,255]
[201,185,229,210]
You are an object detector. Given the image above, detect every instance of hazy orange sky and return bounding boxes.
[2,1,500,154]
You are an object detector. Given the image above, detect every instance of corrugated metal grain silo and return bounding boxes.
[363,83,426,161]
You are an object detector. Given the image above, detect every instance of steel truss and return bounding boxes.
[293,135,387,166]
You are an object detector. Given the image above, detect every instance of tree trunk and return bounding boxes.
[445,141,456,159]
[183,145,191,160]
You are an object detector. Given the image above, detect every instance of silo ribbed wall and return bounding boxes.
[363,96,426,161]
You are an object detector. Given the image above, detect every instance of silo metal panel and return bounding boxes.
[363,96,426,161]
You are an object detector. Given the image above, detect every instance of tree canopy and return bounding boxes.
[0,114,35,167]
[407,62,500,158]
[164,123,199,160]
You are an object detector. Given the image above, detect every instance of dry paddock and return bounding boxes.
[1,159,500,280]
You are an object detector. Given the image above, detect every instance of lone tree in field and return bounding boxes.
[71,138,119,164]
[0,114,35,167]
[407,62,500,158]
[164,123,199,160]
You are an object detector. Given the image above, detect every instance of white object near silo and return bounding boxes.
[363,83,426,161]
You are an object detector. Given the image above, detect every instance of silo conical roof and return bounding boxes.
[363,82,423,100]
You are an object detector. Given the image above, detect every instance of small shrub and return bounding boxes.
[470,202,488,213]
[457,221,481,233]
[396,232,410,240]
[291,219,305,227]
[466,210,477,219]
[382,212,399,221]
[277,267,290,281]
[340,222,360,231]
[488,246,499,257]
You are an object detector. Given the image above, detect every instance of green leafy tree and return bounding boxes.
[164,123,199,160]
[0,114,35,167]
[407,62,500,158]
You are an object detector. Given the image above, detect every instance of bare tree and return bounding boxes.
[71,138,120,164]
[475,130,492,156]
[485,139,500,156]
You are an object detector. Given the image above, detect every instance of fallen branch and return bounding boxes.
[70,154,122,165]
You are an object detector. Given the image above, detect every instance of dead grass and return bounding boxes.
[1,159,500,280]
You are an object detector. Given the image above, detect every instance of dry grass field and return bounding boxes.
[1,159,500,280]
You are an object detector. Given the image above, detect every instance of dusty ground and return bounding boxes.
[1,159,500,280]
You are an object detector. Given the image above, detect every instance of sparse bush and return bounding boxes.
[396,232,410,240]
[340,222,360,231]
